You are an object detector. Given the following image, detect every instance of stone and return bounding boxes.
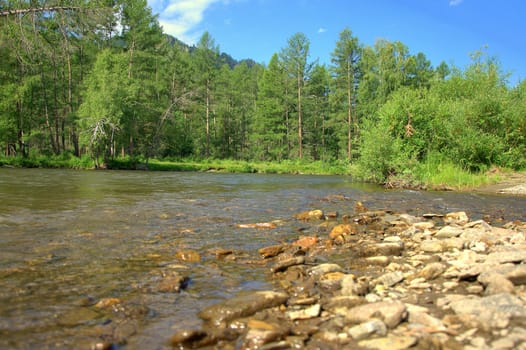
[444,211,469,225]
[486,250,526,264]
[420,240,444,253]
[407,304,445,329]
[307,263,343,278]
[292,236,318,250]
[156,271,189,293]
[294,209,324,220]
[478,272,515,295]
[359,242,404,257]
[413,221,435,230]
[270,256,305,273]
[199,291,288,326]
[505,265,526,285]
[435,226,464,238]
[417,262,446,281]
[287,304,321,321]
[329,224,357,240]
[358,334,417,350]
[341,274,369,296]
[175,250,201,262]
[365,256,391,266]
[346,300,407,329]
[236,222,278,229]
[374,271,404,287]
[399,214,420,225]
[243,320,288,349]
[258,244,286,258]
[347,319,387,340]
[171,329,208,348]
[324,295,366,315]
[449,293,526,329]
[94,298,121,309]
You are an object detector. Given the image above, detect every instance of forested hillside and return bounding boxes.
[1,1,524,180]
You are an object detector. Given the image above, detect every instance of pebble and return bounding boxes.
[164,208,526,349]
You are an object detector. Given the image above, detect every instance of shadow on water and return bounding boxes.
[0,168,524,348]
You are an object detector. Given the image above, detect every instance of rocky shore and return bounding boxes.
[167,204,526,350]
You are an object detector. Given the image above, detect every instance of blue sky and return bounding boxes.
[146,0,524,86]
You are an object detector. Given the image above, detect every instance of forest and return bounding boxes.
[1,0,525,183]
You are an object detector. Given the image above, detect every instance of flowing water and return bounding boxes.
[0,168,525,349]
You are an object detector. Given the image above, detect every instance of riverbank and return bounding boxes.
[166,206,526,350]
[1,155,525,195]
[472,170,526,195]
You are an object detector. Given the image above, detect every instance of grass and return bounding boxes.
[413,157,502,191]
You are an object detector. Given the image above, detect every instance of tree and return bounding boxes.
[305,64,331,160]
[280,32,312,159]
[330,28,362,160]
[78,50,129,167]
[252,54,288,160]
[193,31,220,157]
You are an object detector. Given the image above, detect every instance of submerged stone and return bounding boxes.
[199,291,288,327]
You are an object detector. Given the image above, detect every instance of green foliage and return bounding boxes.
[0,2,524,188]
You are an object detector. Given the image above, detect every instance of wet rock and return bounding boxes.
[208,248,234,258]
[270,256,305,273]
[237,222,278,229]
[57,307,100,327]
[294,209,324,221]
[329,224,357,240]
[292,236,318,250]
[170,329,208,348]
[94,298,121,309]
[175,249,201,262]
[347,318,387,340]
[259,244,286,258]
[156,270,189,293]
[354,201,367,213]
[345,300,407,329]
[242,320,289,349]
[287,303,321,321]
[199,291,288,327]
[359,241,404,257]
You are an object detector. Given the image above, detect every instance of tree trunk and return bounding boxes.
[297,69,303,159]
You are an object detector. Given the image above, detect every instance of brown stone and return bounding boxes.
[292,236,318,250]
[329,224,357,240]
[175,250,201,262]
[258,244,286,258]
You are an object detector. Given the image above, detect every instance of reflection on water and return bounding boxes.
[0,168,524,349]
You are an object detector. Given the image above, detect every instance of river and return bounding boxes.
[0,168,525,349]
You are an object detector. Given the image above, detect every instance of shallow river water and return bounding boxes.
[1,168,525,349]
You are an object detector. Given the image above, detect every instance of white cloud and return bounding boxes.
[148,0,222,44]
[318,27,327,34]
[449,0,463,6]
